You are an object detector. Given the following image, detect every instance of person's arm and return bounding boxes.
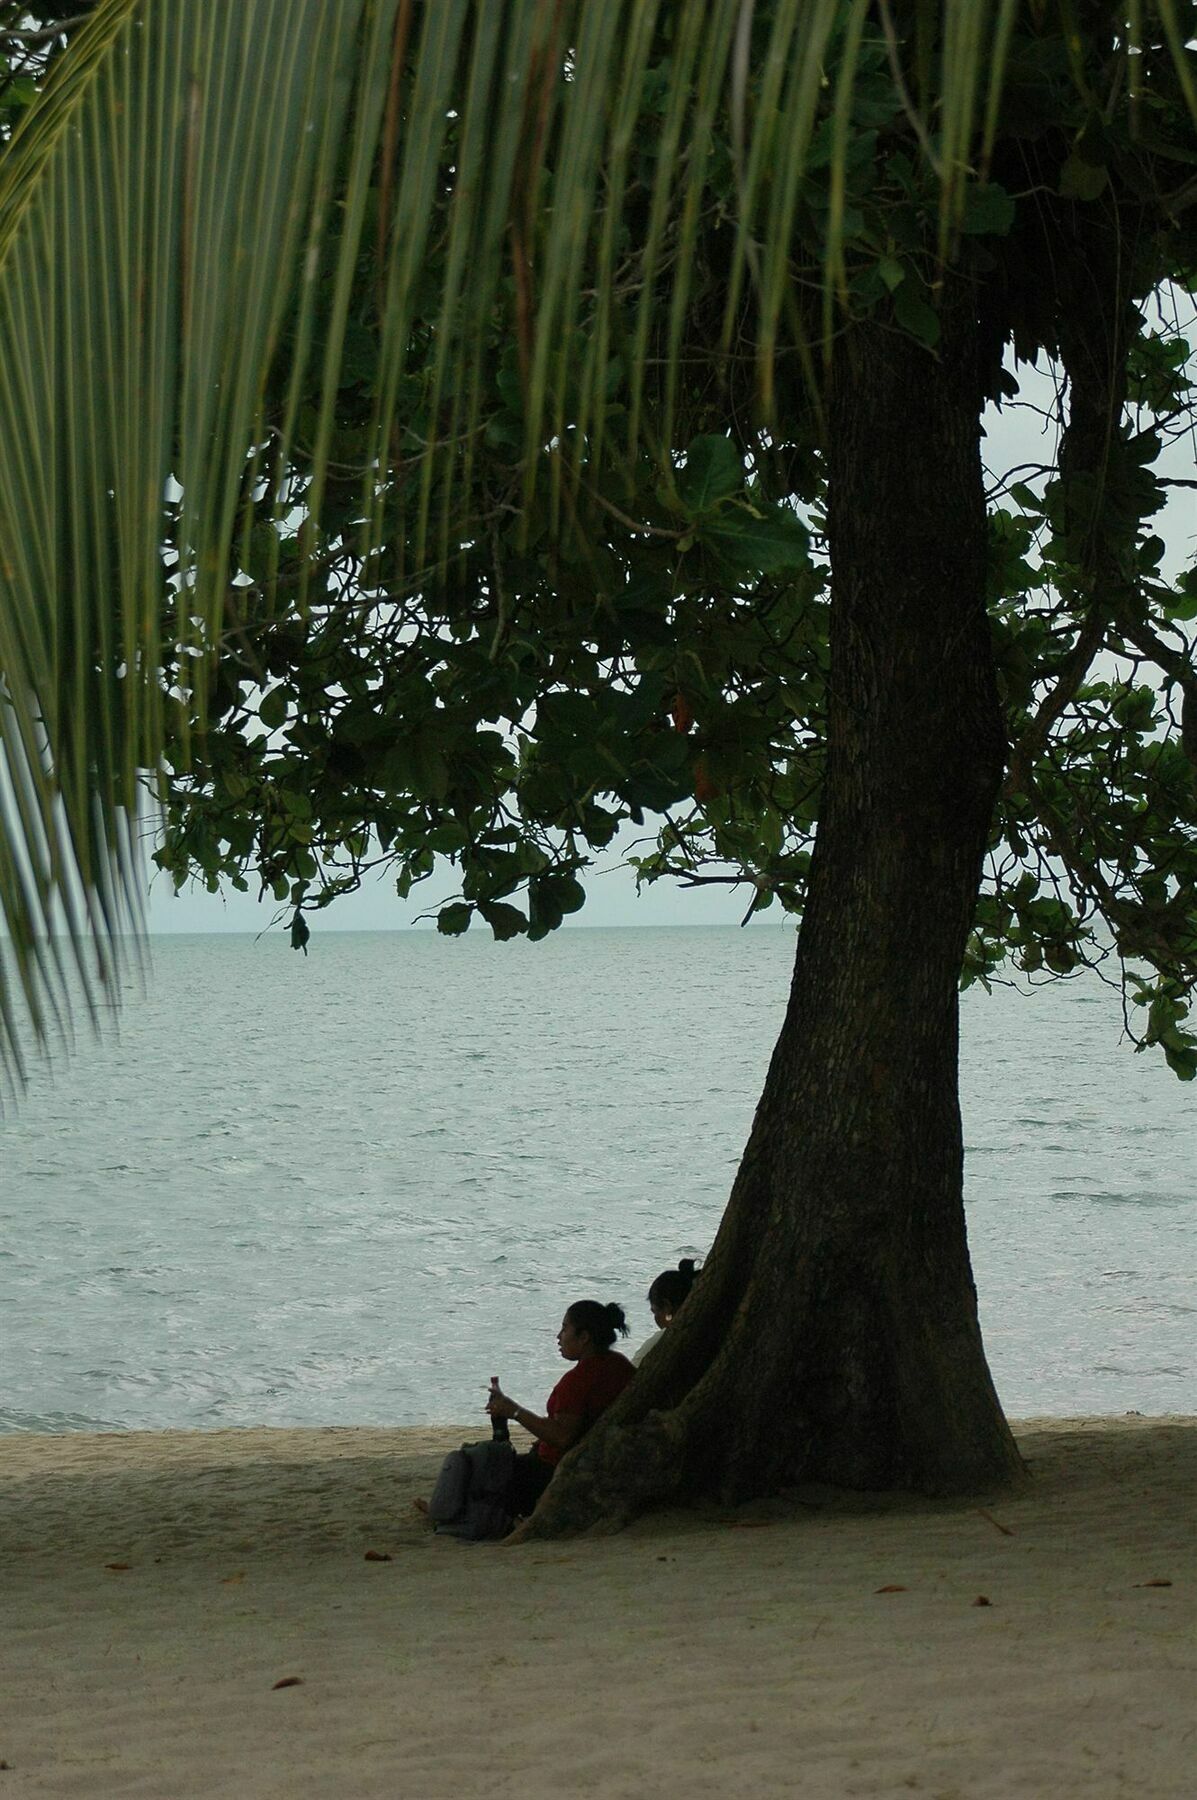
[487,1385,584,1454]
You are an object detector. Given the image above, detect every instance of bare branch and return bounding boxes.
[0,19,80,46]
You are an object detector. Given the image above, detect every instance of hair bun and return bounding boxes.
[647,1259,700,1313]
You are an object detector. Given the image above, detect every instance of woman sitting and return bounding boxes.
[487,1299,634,1518]
[632,1257,700,1366]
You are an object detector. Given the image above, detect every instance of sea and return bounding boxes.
[1,926,1194,1435]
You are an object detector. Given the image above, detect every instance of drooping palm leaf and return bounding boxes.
[0,0,1192,1083]
[0,0,376,1077]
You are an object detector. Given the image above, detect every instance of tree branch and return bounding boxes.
[0,19,80,45]
[1005,605,1108,795]
[1117,614,1197,769]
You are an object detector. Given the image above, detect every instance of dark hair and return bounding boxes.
[647,1258,699,1313]
[565,1299,629,1351]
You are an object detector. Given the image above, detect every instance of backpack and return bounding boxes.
[428,1438,517,1541]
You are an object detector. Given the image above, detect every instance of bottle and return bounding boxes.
[490,1375,509,1442]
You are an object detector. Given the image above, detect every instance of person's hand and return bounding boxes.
[485,1384,517,1420]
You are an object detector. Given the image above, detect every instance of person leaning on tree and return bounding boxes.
[631,1258,701,1367]
[487,1300,635,1518]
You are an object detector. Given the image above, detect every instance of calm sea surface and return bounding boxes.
[2,926,1194,1433]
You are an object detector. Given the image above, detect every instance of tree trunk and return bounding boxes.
[520,287,1025,1537]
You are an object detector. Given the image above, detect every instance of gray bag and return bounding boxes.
[428,1438,516,1540]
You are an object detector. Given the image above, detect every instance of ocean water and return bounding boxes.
[1,926,1193,1433]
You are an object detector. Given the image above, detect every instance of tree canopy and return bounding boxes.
[145,1,1197,1080]
[0,3,1194,1078]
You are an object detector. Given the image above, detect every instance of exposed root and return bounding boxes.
[519,1410,687,1540]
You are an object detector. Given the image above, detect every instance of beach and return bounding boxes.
[1,1416,1192,1798]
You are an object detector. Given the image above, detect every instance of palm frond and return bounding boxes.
[0,0,378,1076]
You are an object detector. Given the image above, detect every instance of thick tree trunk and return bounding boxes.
[521,288,1024,1537]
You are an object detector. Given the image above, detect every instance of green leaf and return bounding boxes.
[877,254,905,292]
[892,282,941,346]
[676,436,744,514]
[247,522,282,584]
[701,505,809,579]
[528,870,587,933]
[478,899,527,941]
[1164,1043,1197,1080]
[959,181,1015,236]
[436,903,472,936]
[1163,570,1197,621]
[278,789,312,819]
[1058,155,1108,201]
[1008,481,1043,514]
[382,738,451,803]
[543,872,587,916]
[260,686,289,730]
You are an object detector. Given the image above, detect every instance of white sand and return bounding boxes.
[1,1416,1192,1798]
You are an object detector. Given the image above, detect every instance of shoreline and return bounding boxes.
[2,1402,1190,1437]
[3,1415,1194,1798]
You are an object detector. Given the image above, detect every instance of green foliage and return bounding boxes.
[145,1,1197,1081]
[675,437,743,513]
[6,1,1197,1084]
[1132,975,1197,1079]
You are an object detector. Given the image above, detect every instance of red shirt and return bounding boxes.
[538,1351,635,1464]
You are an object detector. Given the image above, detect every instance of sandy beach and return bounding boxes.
[1,1415,1192,1798]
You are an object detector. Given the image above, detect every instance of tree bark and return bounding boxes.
[519,286,1025,1537]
